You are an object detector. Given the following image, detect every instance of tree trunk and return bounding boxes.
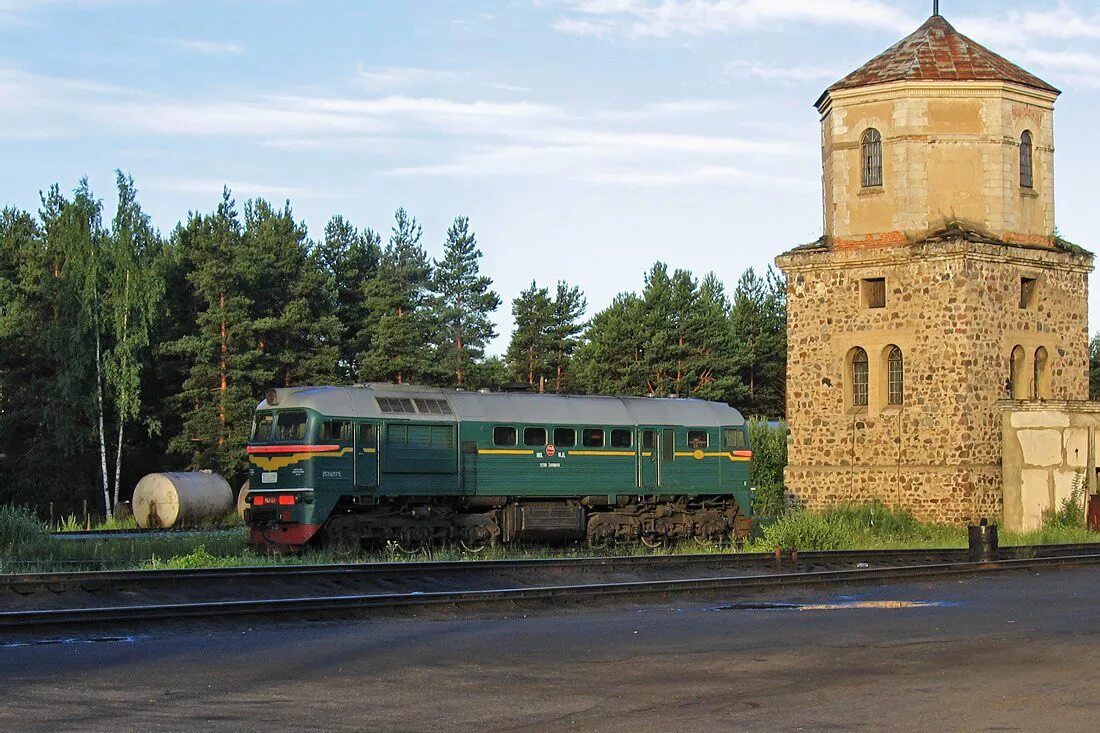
[456,332,464,386]
[218,291,227,446]
[94,322,110,517]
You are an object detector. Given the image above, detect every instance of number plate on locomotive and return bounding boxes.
[261,471,278,484]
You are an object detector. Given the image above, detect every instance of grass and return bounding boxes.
[1,502,1098,573]
[51,508,244,533]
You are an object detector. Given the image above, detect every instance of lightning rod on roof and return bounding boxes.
[933,0,940,16]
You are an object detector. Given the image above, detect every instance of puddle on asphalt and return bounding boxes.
[2,635,140,648]
[712,600,957,612]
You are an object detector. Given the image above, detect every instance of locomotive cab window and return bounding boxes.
[554,427,576,447]
[687,430,709,449]
[610,429,632,448]
[493,426,517,446]
[724,429,747,449]
[523,427,547,446]
[582,428,604,448]
[274,411,307,442]
[252,413,273,442]
[320,420,352,443]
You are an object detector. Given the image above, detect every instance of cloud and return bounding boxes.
[953,5,1100,47]
[169,38,244,56]
[356,65,463,91]
[147,178,340,200]
[725,59,843,82]
[552,0,917,38]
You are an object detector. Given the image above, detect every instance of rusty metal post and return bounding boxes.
[774,546,782,572]
[790,548,799,571]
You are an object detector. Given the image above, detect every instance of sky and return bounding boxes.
[3,0,1100,353]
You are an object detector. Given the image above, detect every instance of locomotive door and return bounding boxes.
[638,428,658,489]
[355,422,379,490]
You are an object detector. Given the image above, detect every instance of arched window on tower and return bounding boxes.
[1033,346,1049,399]
[1020,131,1034,189]
[886,346,904,405]
[850,347,869,408]
[1010,345,1026,399]
[862,129,883,188]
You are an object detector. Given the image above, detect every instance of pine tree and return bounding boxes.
[548,281,586,393]
[164,189,266,480]
[315,215,381,381]
[431,216,500,387]
[358,209,437,385]
[730,266,787,417]
[506,281,554,389]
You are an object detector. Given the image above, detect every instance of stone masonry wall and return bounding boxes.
[821,83,1056,248]
[777,239,1091,524]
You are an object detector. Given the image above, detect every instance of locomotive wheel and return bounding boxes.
[640,534,665,549]
[460,539,488,553]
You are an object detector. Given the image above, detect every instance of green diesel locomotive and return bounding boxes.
[244,384,753,550]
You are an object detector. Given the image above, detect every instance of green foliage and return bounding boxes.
[431,216,501,387]
[730,266,786,418]
[748,419,787,517]
[1043,469,1087,529]
[1090,332,1100,400]
[505,279,587,392]
[358,209,439,385]
[753,503,962,551]
[0,505,45,555]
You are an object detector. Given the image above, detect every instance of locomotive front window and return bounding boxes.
[320,420,352,443]
[610,429,632,448]
[523,427,547,446]
[554,428,576,447]
[274,411,308,442]
[687,430,708,449]
[582,428,604,448]
[724,429,747,449]
[252,413,274,443]
[493,426,517,446]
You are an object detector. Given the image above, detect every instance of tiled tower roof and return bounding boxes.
[818,14,1059,107]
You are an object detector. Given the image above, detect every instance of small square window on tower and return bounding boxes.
[861,278,886,309]
[1020,277,1038,309]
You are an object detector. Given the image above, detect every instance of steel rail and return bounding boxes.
[3,551,1100,630]
[4,543,1099,591]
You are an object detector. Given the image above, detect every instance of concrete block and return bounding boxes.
[1010,411,1071,429]
[1018,429,1064,467]
[1064,428,1089,468]
[1019,468,1050,532]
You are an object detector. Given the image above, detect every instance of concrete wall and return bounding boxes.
[820,81,1057,249]
[1002,402,1100,531]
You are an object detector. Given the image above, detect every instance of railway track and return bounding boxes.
[3,543,1099,630]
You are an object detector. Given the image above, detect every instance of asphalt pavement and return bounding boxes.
[2,566,1098,732]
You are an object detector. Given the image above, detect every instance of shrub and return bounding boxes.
[754,502,962,551]
[748,419,787,517]
[0,505,46,556]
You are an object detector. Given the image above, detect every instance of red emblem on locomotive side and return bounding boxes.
[545,444,556,457]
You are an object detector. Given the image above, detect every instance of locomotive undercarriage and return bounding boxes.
[320,495,751,550]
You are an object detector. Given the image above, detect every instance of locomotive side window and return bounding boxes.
[582,428,604,448]
[494,426,517,446]
[724,429,747,449]
[358,423,375,447]
[523,427,547,446]
[252,413,273,442]
[687,430,709,449]
[554,427,576,447]
[610,429,632,448]
[274,411,307,442]
[320,420,352,443]
[641,430,655,450]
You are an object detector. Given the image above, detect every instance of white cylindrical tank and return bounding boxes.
[132,472,233,529]
[236,478,250,520]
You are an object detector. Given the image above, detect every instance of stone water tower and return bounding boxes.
[775,12,1093,523]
